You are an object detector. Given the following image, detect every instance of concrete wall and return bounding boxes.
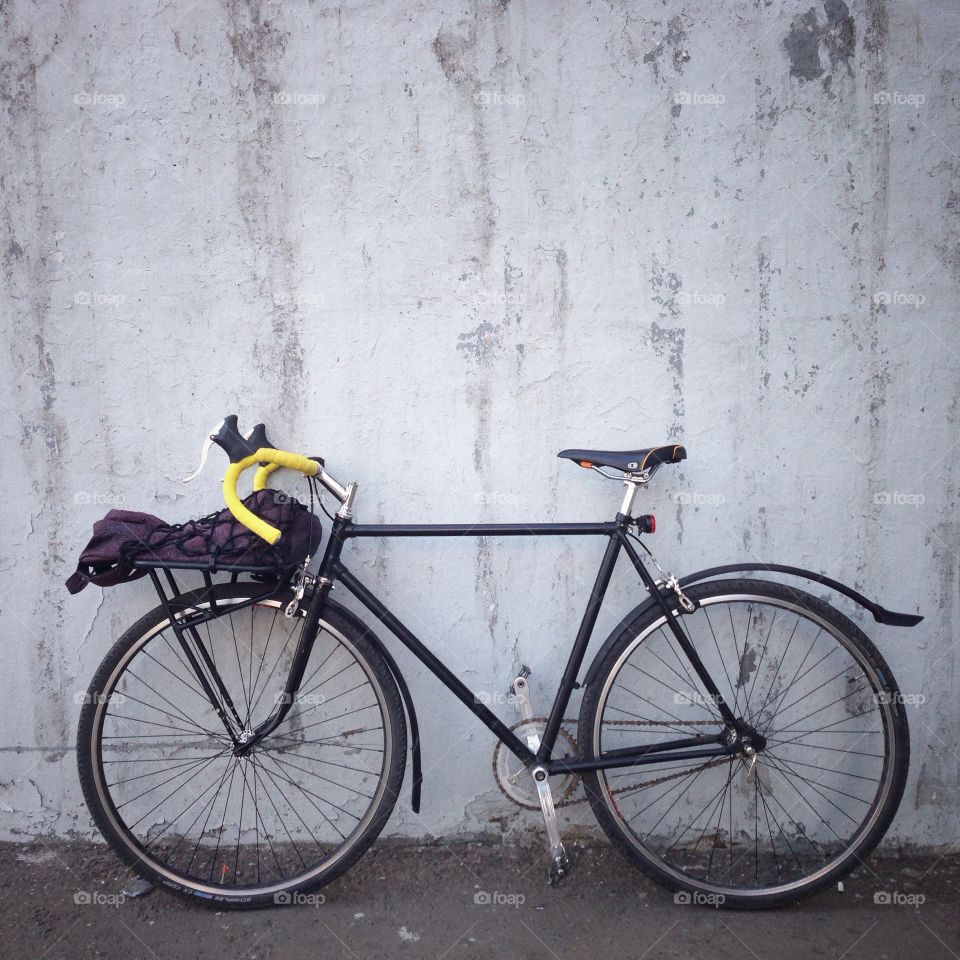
[2,0,958,847]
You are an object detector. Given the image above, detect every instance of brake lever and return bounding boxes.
[181,418,225,482]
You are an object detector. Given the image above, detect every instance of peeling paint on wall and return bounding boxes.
[1,0,959,848]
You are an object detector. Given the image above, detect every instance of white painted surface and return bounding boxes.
[1,0,957,847]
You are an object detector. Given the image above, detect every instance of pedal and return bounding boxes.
[548,850,571,886]
[511,667,535,725]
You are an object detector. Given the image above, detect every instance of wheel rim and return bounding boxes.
[88,596,394,898]
[591,591,897,898]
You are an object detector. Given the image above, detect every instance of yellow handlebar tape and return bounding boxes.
[252,462,281,491]
[223,448,320,544]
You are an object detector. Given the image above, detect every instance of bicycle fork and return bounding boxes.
[511,668,570,884]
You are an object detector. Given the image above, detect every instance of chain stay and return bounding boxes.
[499,717,724,809]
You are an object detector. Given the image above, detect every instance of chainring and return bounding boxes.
[492,718,579,810]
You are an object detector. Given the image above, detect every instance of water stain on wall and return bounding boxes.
[1,10,74,753]
[224,0,304,426]
[783,1,856,83]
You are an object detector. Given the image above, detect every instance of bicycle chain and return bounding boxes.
[495,717,724,809]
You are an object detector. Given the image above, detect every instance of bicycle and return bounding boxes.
[73,415,922,909]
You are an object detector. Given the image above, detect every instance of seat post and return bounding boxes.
[619,477,646,517]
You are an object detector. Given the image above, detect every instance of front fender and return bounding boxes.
[581,562,922,689]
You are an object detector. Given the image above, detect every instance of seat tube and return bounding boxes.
[537,529,624,760]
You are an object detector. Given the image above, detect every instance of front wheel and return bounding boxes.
[77,583,407,908]
[578,579,910,909]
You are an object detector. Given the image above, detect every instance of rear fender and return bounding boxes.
[581,563,923,689]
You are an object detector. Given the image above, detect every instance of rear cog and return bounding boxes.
[493,718,579,810]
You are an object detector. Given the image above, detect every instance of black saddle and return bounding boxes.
[558,444,686,474]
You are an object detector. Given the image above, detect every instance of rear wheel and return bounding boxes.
[77,583,406,908]
[578,579,910,909]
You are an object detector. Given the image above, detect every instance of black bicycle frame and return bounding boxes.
[236,511,738,774]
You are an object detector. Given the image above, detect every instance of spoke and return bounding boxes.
[144,754,235,856]
[773,684,873,735]
[110,682,218,738]
[250,755,310,871]
[256,752,349,840]
[756,772,793,877]
[760,754,849,847]
[613,684,717,738]
[277,702,381,737]
[653,626,722,723]
[764,627,824,716]
[255,753,334,858]
[657,762,732,861]
[245,603,255,728]
[762,629,828,723]
[209,760,239,882]
[744,609,778,722]
[296,659,360,706]
[763,754,881,784]
[159,632,211,702]
[247,609,301,719]
[266,751,374,802]
[750,618,800,723]
[763,736,884,759]
[625,660,718,721]
[117,752,228,810]
[631,760,715,833]
[140,647,209,704]
[108,754,224,789]
[763,752,870,817]
[728,604,747,716]
[773,663,868,723]
[291,640,344,707]
[127,750,230,830]
[706,762,735,882]
[186,757,237,875]
[228,611,252,729]
[703,606,739,720]
[106,712,225,740]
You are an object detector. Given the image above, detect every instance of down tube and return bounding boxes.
[332,564,536,765]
